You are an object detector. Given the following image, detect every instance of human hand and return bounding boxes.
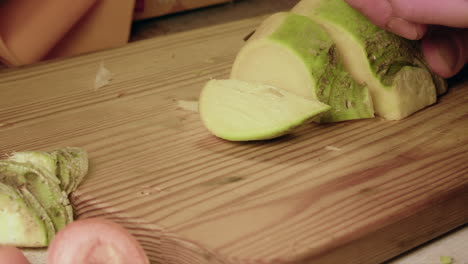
[0,218,149,264]
[345,0,468,78]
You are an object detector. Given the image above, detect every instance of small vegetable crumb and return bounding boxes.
[139,191,151,196]
[177,100,199,113]
[440,256,453,264]
[204,58,215,64]
[95,63,114,90]
[325,146,341,151]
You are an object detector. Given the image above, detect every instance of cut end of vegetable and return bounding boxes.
[231,12,323,100]
[231,12,374,123]
[387,66,437,120]
[231,38,316,99]
[199,79,330,141]
[0,183,48,247]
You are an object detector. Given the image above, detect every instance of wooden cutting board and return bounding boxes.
[0,15,467,264]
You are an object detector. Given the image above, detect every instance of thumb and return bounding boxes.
[422,27,468,78]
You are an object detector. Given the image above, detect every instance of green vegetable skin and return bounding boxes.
[0,147,89,247]
[231,12,374,123]
[10,148,89,195]
[0,161,72,231]
[53,148,89,195]
[199,79,330,141]
[0,183,48,247]
[440,256,453,264]
[292,0,443,120]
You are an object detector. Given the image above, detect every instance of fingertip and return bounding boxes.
[386,18,427,40]
[0,246,30,264]
[389,0,468,28]
[413,23,428,40]
[422,38,454,78]
[344,0,365,9]
[344,0,393,29]
[422,28,467,78]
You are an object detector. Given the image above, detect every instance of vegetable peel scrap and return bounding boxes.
[94,62,114,90]
[325,146,341,151]
[440,256,453,264]
[0,147,89,247]
[177,100,199,113]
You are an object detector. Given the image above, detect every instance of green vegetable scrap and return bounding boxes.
[0,147,89,247]
[440,256,453,264]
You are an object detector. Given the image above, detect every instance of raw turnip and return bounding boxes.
[292,0,444,120]
[231,12,375,123]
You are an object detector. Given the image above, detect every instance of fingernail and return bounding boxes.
[386,17,424,40]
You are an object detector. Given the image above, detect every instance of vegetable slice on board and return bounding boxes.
[0,183,48,247]
[48,218,150,264]
[199,79,331,141]
[8,151,60,185]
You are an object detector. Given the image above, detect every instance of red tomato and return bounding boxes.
[47,218,149,264]
[0,246,30,264]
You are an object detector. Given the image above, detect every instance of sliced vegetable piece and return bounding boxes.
[231,12,374,122]
[292,0,440,120]
[7,147,88,195]
[0,161,71,234]
[0,183,48,247]
[47,218,150,264]
[199,79,331,141]
[8,151,60,185]
[18,187,56,244]
[0,246,31,264]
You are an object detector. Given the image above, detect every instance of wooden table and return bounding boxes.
[1,1,467,263]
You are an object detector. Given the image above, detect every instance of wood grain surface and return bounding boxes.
[1,16,467,264]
